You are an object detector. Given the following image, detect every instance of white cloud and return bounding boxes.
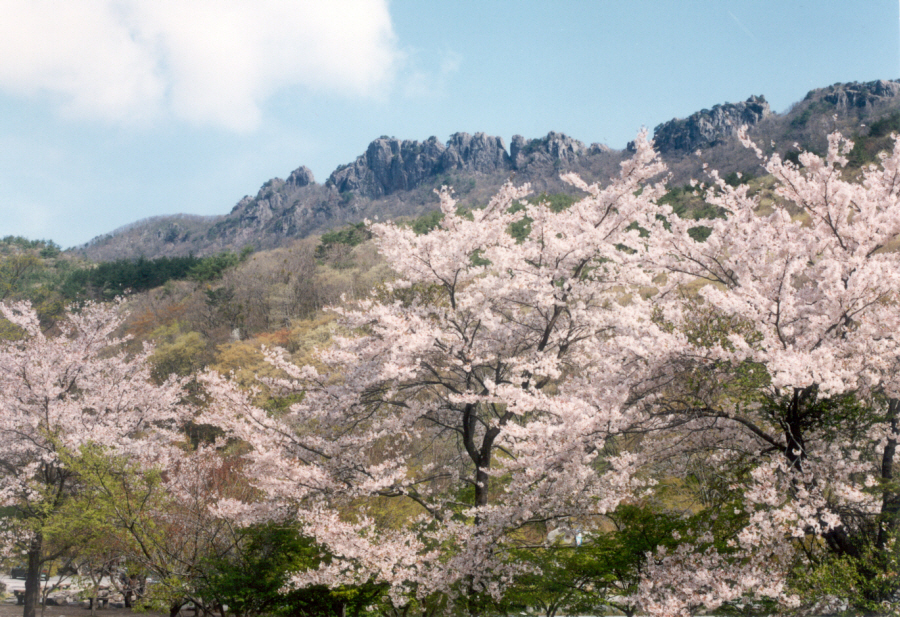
[0,0,399,131]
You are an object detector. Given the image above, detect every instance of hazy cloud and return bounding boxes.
[0,0,399,131]
[402,49,462,99]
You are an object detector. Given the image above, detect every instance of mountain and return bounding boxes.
[73,79,900,262]
[75,132,624,261]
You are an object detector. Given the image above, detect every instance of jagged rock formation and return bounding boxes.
[817,79,900,111]
[325,133,511,199]
[77,129,608,261]
[74,78,900,262]
[287,165,315,187]
[323,131,600,200]
[652,95,772,154]
[210,180,344,246]
[510,132,588,169]
[442,133,512,174]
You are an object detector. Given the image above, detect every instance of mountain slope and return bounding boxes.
[73,79,900,262]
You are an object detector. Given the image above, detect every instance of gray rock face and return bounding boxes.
[510,132,588,169]
[652,95,772,154]
[287,165,315,187]
[326,133,512,199]
[819,79,900,110]
[442,132,511,173]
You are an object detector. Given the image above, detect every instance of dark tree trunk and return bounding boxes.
[22,533,43,617]
[783,387,809,469]
[877,398,899,549]
[474,466,490,508]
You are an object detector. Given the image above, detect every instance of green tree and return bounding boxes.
[200,523,386,617]
[505,506,686,617]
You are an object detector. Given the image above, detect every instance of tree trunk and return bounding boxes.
[877,398,899,550]
[783,387,809,469]
[22,533,43,617]
[474,466,490,508]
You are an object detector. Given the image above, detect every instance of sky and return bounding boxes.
[0,0,898,249]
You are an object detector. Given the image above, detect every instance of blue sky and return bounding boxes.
[1,0,897,249]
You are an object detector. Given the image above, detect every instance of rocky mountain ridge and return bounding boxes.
[75,79,900,262]
[651,95,773,154]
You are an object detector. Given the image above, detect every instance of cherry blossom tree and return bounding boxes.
[0,301,186,617]
[200,132,682,612]
[636,131,900,614]
[200,127,900,615]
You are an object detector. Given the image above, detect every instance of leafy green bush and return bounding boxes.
[199,524,385,617]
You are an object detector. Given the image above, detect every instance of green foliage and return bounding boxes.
[0,253,42,300]
[204,286,244,330]
[520,137,549,156]
[409,210,444,235]
[187,248,252,282]
[504,506,687,617]
[316,223,373,259]
[0,237,70,326]
[658,185,723,221]
[867,112,900,139]
[789,100,835,129]
[506,193,580,243]
[762,387,874,443]
[148,323,209,382]
[783,149,804,167]
[58,250,251,301]
[789,533,900,615]
[0,236,60,256]
[534,192,579,213]
[60,256,198,300]
[723,171,754,187]
[848,112,900,168]
[200,524,385,617]
[655,185,725,241]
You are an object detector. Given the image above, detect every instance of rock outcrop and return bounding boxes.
[510,132,587,169]
[326,132,511,199]
[817,79,900,111]
[287,165,315,187]
[324,130,602,200]
[652,95,772,154]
